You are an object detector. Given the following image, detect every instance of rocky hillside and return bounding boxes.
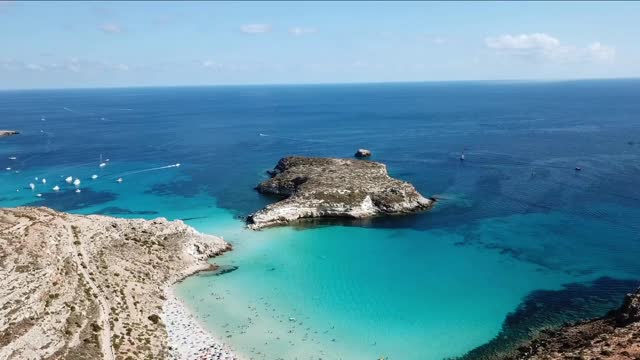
[0,207,230,360]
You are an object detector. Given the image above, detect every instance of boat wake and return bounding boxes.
[112,163,181,178]
[258,133,325,143]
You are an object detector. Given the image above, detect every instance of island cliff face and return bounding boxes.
[508,288,640,359]
[247,156,434,229]
[0,207,230,360]
[0,130,19,137]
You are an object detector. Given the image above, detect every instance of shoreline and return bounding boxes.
[161,232,239,360]
[0,207,240,360]
[163,286,238,360]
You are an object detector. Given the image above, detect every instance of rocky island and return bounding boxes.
[0,130,19,137]
[247,156,434,230]
[0,207,236,360]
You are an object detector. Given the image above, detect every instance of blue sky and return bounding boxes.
[1,1,639,89]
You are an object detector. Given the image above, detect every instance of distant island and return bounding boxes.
[0,130,19,137]
[0,207,236,360]
[247,156,435,229]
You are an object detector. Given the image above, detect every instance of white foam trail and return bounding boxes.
[113,163,182,178]
[63,107,94,115]
[258,133,324,143]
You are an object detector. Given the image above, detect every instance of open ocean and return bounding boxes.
[1,80,640,359]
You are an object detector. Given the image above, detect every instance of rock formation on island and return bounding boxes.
[0,207,232,360]
[0,130,19,137]
[507,288,640,359]
[247,156,434,230]
[354,148,372,158]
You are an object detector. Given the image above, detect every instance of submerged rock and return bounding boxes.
[354,148,372,158]
[247,156,434,229]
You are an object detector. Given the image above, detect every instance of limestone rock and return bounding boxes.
[0,130,19,137]
[247,156,434,229]
[0,207,230,360]
[354,149,372,158]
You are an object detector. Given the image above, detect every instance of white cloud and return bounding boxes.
[0,58,132,73]
[486,33,560,50]
[587,42,616,61]
[100,23,122,34]
[289,27,316,36]
[202,60,222,69]
[240,23,271,34]
[25,63,44,71]
[485,33,615,63]
[432,37,447,45]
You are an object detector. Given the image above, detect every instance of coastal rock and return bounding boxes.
[614,288,640,326]
[354,148,372,158]
[0,207,234,360]
[0,130,19,137]
[247,156,434,229]
[508,288,640,359]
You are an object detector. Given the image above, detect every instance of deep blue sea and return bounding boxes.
[2,80,640,359]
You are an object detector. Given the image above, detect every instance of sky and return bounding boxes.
[1,1,639,89]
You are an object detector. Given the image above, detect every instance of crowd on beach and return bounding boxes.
[164,289,238,360]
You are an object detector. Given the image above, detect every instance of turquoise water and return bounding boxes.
[1,81,640,359]
[177,221,574,360]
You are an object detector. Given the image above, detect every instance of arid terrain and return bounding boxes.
[0,207,233,360]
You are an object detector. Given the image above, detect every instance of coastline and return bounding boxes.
[163,286,237,360]
[161,232,239,360]
[0,207,238,360]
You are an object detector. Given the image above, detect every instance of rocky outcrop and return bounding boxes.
[0,207,231,360]
[509,288,640,359]
[614,288,640,326]
[0,130,19,137]
[247,156,434,229]
[354,149,372,158]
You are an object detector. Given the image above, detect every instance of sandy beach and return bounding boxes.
[164,287,238,360]
[0,207,237,360]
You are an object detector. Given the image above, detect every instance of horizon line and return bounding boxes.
[1,76,639,92]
